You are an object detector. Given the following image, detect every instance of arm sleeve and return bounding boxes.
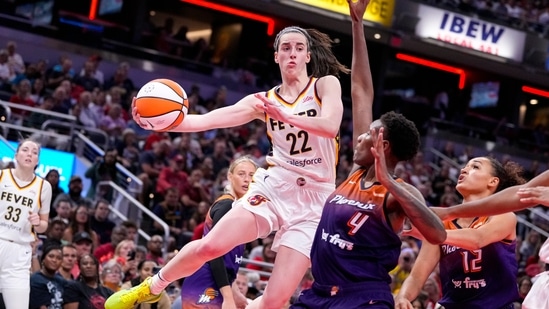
[207,199,234,289]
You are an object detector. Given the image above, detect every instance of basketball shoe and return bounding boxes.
[104,277,162,309]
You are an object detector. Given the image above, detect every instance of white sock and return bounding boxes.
[150,272,171,295]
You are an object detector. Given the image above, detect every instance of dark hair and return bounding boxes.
[121,220,138,230]
[40,244,62,263]
[94,198,109,209]
[484,157,526,192]
[45,169,60,178]
[137,259,158,271]
[78,254,99,280]
[380,111,420,162]
[273,26,349,78]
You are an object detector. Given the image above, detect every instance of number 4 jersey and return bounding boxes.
[264,77,339,183]
[0,169,50,244]
[309,168,403,286]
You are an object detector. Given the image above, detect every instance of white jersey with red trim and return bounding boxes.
[264,77,339,183]
[0,169,50,244]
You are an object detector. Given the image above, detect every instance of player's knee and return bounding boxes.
[259,292,290,309]
[195,239,223,260]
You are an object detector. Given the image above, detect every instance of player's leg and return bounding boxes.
[2,288,29,309]
[106,205,265,309]
[247,246,310,309]
[157,205,262,284]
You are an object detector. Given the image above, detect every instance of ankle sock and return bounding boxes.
[150,272,170,295]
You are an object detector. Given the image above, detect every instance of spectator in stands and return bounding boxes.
[155,154,189,198]
[58,244,78,280]
[146,235,165,266]
[24,95,54,129]
[152,187,190,248]
[63,254,113,308]
[524,160,541,181]
[121,221,138,242]
[100,103,127,138]
[171,25,192,57]
[6,41,24,74]
[29,77,46,104]
[42,218,67,249]
[207,138,231,176]
[85,149,118,201]
[53,175,94,209]
[138,139,172,206]
[46,56,74,90]
[9,78,35,119]
[52,198,72,225]
[73,60,101,91]
[50,86,71,114]
[154,17,175,53]
[246,233,276,280]
[94,226,128,263]
[110,240,138,281]
[0,49,15,91]
[103,62,135,103]
[180,167,212,213]
[520,230,542,265]
[81,54,104,85]
[63,205,99,248]
[45,169,64,214]
[90,199,116,245]
[190,38,212,63]
[71,231,95,278]
[101,259,124,292]
[30,245,65,309]
[116,128,141,173]
[390,248,417,295]
[77,91,101,128]
[517,275,533,304]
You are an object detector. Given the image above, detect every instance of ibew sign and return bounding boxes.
[415,5,525,62]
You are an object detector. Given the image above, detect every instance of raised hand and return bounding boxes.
[369,127,391,185]
[253,93,288,123]
[517,186,549,206]
[347,0,370,22]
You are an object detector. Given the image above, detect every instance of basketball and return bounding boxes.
[135,79,189,131]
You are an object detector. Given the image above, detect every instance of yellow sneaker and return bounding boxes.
[105,277,162,309]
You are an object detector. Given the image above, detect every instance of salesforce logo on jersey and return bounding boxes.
[415,4,526,62]
[0,140,75,191]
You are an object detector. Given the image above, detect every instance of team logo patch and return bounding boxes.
[330,286,339,296]
[247,195,270,206]
[296,177,306,186]
[197,287,218,304]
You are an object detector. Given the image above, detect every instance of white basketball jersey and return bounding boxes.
[264,77,339,183]
[0,169,47,244]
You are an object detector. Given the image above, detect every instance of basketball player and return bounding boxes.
[394,158,525,309]
[180,156,257,308]
[290,1,446,308]
[106,26,349,309]
[0,139,52,309]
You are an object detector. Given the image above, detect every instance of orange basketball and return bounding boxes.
[135,79,189,131]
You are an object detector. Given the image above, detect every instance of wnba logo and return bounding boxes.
[248,195,270,206]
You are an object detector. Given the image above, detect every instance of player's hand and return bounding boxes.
[401,224,425,241]
[28,211,40,226]
[394,296,414,309]
[369,127,391,185]
[517,186,549,206]
[131,97,148,129]
[253,93,288,122]
[347,0,370,23]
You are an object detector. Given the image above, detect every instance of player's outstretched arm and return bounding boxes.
[132,94,264,133]
[434,170,549,220]
[348,0,374,174]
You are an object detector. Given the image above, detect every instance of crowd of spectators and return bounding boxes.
[0,34,547,308]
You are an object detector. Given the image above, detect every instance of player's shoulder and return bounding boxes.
[40,176,52,192]
[316,75,340,86]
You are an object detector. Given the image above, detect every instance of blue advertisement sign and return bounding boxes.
[0,141,75,192]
